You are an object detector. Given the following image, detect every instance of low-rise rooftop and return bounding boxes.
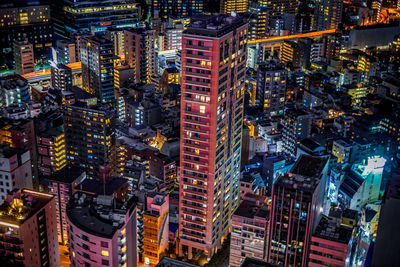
[0,189,54,226]
[185,14,246,38]
[313,215,353,244]
[275,155,328,192]
[67,192,136,238]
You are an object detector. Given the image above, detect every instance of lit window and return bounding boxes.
[200,106,205,113]
[101,250,109,257]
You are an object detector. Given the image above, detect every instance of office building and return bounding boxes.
[13,39,34,75]
[0,2,52,55]
[55,40,76,64]
[67,191,137,267]
[221,0,249,14]
[159,67,180,94]
[43,166,85,244]
[105,27,126,60]
[309,215,354,267]
[0,75,31,108]
[143,192,169,266]
[313,0,343,31]
[125,100,162,127]
[323,33,341,60]
[80,34,115,103]
[0,118,39,188]
[247,6,268,41]
[0,189,59,266]
[124,28,157,84]
[262,154,294,194]
[382,0,400,8]
[268,155,329,267]
[229,194,269,267]
[391,34,400,61]
[282,108,311,156]
[149,153,177,192]
[281,40,301,68]
[151,0,204,21]
[339,156,386,210]
[257,59,287,117]
[0,144,32,202]
[179,14,248,259]
[164,26,184,50]
[36,129,67,176]
[52,0,140,39]
[50,62,73,91]
[267,0,300,16]
[63,101,116,180]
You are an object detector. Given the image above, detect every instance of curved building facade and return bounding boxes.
[67,192,137,267]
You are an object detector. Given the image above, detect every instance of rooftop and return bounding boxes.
[299,138,324,152]
[76,177,128,196]
[185,14,246,38]
[0,189,54,226]
[70,86,96,101]
[42,165,85,184]
[156,257,200,267]
[313,215,353,244]
[0,144,26,159]
[276,155,328,192]
[234,197,269,220]
[291,154,328,178]
[0,75,28,90]
[67,192,136,238]
[240,258,281,267]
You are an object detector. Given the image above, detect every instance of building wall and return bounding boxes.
[230,214,269,267]
[308,236,349,266]
[179,18,248,259]
[0,150,32,202]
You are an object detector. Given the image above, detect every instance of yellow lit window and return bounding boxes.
[121,228,126,235]
[101,250,109,257]
[200,105,205,113]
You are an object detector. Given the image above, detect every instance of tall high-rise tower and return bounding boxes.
[179,14,248,259]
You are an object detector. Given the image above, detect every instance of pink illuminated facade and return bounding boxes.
[308,215,353,267]
[179,14,248,259]
[67,192,137,267]
[0,189,59,267]
[44,166,86,244]
[267,155,328,267]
